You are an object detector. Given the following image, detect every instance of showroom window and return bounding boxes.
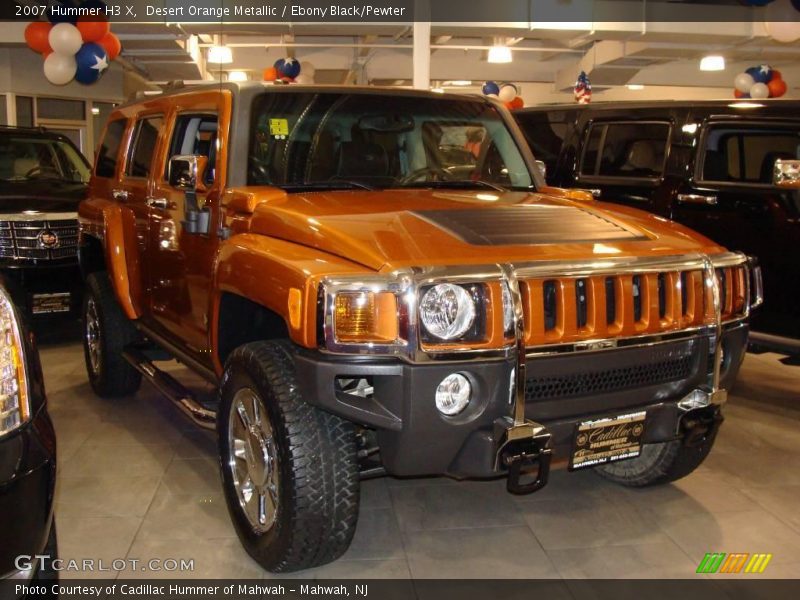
[36,98,85,121]
[699,124,800,186]
[15,96,34,127]
[580,121,671,180]
[92,102,116,149]
[95,118,127,178]
[166,114,218,185]
[126,115,164,178]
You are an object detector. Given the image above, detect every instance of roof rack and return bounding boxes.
[0,125,48,132]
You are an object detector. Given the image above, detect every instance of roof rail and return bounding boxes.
[0,125,48,132]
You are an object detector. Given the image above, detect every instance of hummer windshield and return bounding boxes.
[248,92,533,192]
[0,133,90,184]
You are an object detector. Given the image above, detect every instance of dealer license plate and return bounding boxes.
[32,292,71,315]
[569,411,647,470]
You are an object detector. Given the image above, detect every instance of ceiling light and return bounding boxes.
[700,55,725,71]
[91,106,100,115]
[227,70,248,82]
[626,84,645,90]
[431,87,445,93]
[728,102,765,109]
[488,46,512,64]
[445,80,472,86]
[207,45,233,64]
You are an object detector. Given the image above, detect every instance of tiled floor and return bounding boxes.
[38,325,800,580]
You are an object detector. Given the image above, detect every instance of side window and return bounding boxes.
[126,115,163,178]
[95,119,126,178]
[580,122,670,180]
[700,125,800,185]
[167,114,219,186]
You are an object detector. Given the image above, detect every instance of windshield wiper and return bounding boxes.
[400,179,507,192]
[283,180,377,192]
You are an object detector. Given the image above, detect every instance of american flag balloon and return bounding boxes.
[574,71,592,104]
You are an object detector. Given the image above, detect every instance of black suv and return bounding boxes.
[0,126,89,318]
[514,101,799,359]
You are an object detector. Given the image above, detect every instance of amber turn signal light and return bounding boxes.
[334,291,399,343]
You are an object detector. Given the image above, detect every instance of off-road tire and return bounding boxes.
[218,340,360,573]
[82,272,142,397]
[594,435,716,487]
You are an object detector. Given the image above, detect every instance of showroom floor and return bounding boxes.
[39,324,800,580]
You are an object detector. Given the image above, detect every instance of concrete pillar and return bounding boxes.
[412,20,431,90]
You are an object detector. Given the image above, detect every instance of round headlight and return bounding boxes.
[435,373,472,416]
[501,281,514,334]
[420,284,476,340]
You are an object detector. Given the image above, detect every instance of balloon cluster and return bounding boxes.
[574,71,592,104]
[262,58,315,84]
[24,1,120,86]
[733,65,788,99]
[481,81,524,109]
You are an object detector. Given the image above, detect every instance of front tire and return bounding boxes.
[218,340,360,573]
[82,272,142,397]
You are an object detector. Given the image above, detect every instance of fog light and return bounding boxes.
[435,373,471,416]
[678,389,711,411]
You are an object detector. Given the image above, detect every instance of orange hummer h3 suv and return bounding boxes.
[78,83,761,573]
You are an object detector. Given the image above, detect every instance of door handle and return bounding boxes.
[677,193,718,206]
[111,189,129,202]
[146,197,169,209]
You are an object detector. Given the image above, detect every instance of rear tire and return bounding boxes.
[594,434,717,487]
[82,272,141,397]
[218,340,360,572]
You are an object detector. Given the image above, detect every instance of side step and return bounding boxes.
[122,347,217,430]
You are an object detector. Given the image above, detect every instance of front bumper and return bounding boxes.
[0,261,82,317]
[0,407,57,579]
[295,323,748,481]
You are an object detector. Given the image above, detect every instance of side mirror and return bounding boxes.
[534,160,547,181]
[774,158,800,189]
[168,155,209,192]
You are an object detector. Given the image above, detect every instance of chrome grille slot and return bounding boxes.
[0,218,79,261]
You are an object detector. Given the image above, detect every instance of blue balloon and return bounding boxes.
[49,0,79,23]
[793,0,800,10]
[273,58,286,75]
[747,65,773,84]
[280,58,301,79]
[482,81,500,96]
[741,0,774,6]
[75,43,109,85]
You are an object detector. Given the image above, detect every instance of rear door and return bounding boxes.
[673,116,800,336]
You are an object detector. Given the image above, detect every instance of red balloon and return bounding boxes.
[734,89,746,98]
[767,77,788,98]
[77,16,110,43]
[98,32,121,60]
[263,66,279,81]
[280,76,294,83]
[510,96,524,109]
[24,22,52,54]
[771,69,782,81]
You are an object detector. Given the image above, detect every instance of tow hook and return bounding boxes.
[494,417,553,495]
[681,408,724,448]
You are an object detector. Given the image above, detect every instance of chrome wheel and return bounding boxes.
[85,297,101,375]
[228,387,280,533]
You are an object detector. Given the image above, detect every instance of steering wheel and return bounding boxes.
[398,166,453,185]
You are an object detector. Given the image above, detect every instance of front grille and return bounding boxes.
[0,218,78,261]
[525,353,694,402]
[520,266,747,347]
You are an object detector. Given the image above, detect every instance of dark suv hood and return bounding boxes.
[0,181,86,214]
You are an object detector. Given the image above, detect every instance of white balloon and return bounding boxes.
[498,84,517,103]
[294,73,314,84]
[750,82,770,99]
[43,53,77,86]
[765,0,800,43]
[734,72,755,94]
[48,23,82,56]
[299,61,315,78]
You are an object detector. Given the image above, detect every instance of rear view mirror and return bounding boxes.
[535,160,547,181]
[357,114,415,133]
[168,154,209,192]
[773,159,800,189]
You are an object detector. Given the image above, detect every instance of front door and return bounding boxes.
[145,92,229,357]
[672,119,800,337]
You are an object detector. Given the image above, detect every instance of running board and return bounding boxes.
[122,347,217,430]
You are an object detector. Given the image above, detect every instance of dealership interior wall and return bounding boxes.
[2,10,800,582]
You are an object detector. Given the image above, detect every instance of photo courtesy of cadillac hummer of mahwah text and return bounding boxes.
[77,83,762,573]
